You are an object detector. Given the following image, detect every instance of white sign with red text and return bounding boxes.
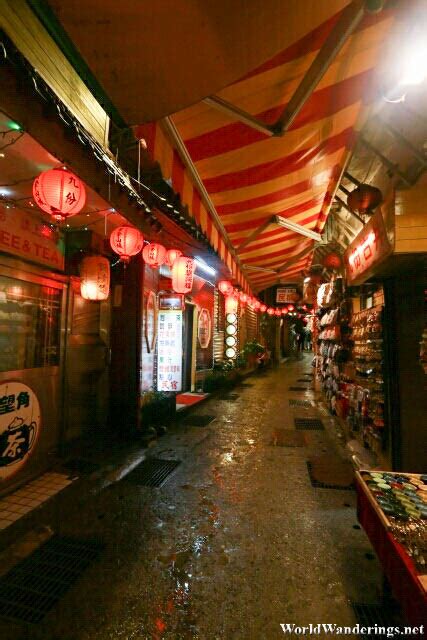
[157,310,183,392]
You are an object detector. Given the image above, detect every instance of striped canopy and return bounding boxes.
[142,5,394,293]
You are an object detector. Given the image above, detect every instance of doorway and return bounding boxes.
[183,303,195,391]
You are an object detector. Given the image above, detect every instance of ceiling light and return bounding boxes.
[194,256,216,276]
[275,215,322,242]
[400,41,427,86]
[0,153,5,158]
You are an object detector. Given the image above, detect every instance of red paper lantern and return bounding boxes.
[239,292,248,304]
[33,168,86,222]
[323,253,342,270]
[142,243,166,268]
[80,256,110,301]
[165,248,182,267]
[225,295,238,314]
[275,308,281,316]
[267,307,274,315]
[110,226,144,263]
[287,304,295,311]
[260,304,267,313]
[253,300,261,310]
[172,256,195,293]
[282,308,288,315]
[347,184,382,215]
[218,280,233,296]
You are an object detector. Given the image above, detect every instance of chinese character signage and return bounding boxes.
[157,310,183,391]
[0,382,41,480]
[345,210,392,284]
[276,287,297,303]
[0,206,64,270]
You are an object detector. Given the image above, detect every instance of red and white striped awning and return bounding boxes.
[140,6,395,292]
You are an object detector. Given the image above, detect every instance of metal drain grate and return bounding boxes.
[0,535,104,624]
[351,602,395,638]
[289,399,313,408]
[295,418,324,430]
[222,393,239,401]
[184,415,216,427]
[123,458,181,487]
[306,461,354,490]
[289,386,309,392]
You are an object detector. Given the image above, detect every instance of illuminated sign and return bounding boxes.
[157,310,183,391]
[198,308,211,348]
[345,210,392,283]
[0,206,64,270]
[159,293,184,310]
[276,287,297,303]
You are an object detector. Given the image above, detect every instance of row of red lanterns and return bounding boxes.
[218,280,306,317]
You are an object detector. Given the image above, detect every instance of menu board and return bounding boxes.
[157,310,183,391]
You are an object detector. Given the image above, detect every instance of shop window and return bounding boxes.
[0,275,61,372]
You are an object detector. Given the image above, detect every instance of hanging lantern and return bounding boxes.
[323,253,342,270]
[287,304,295,311]
[282,308,288,315]
[172,256,195,294]
[275,308,281,316]
[225,295,239,314]
[239,292,248,304]
[165,248,182,267]
[267,307,275,316]
[253,300,261,310]
[260,304,267,313]
[33,168,86,222]
[110,226,144,263]
[218,280,233,296]
[347,184,382,215]
[80,256,110,301]
[142,243,167,268]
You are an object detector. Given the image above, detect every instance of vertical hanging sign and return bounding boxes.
[157,310,183,391]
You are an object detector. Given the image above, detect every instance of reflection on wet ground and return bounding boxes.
[0,356,384,639]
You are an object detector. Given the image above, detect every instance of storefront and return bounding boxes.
[315,189,426,473]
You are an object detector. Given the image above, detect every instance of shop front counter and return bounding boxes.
[356,471,427,627]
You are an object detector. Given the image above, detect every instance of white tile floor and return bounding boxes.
[0,472,74,530]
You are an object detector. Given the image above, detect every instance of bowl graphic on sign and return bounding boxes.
[0,382,41,480]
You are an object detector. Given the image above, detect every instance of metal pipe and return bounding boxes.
[359,135,412,186]
[335,195,365,225]
[377,115,427,167]
[203,96,274,137]
[161,116,243,269]
[273,0,368,136]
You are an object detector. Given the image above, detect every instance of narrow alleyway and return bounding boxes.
[2,357,385,640]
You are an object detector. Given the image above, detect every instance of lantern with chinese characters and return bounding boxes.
[275,308,281,316]
[80,256,110,301]
[33,168,86,222]
[218,280,233,296]
[110,226,144,263]
[267,307,274,316]
[260,304,267,313]
[172,256,195,294]
[165,248,182,267]
[323,253,342,270]
[142,243,167,268]
[225,295,238,314]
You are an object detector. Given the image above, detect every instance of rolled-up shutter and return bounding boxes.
[213,289,225,364]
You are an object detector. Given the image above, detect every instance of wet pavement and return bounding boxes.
[1,356,386,639]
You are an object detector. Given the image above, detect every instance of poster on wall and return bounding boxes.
[0,381,41,481]
[198,308,211,348]
[157,310,183,391]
